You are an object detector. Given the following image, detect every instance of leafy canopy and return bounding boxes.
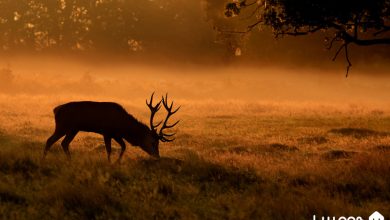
[225,0,390,74]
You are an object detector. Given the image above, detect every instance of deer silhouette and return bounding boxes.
[43,93,180,162]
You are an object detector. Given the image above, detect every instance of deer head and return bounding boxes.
[143,92,180,158]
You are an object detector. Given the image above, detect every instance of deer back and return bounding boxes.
[54,102,150,140]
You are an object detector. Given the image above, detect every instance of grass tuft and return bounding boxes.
[298,136,328,145]
[269,143,299,152]
[0,190,26,205]
[328,128,388,138]
[322,150,357,160]
[373,145,390,152]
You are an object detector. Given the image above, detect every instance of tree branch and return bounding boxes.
[326,33,342,50]
[241,0,259,7]
[332,43,345,61]
[340,30,390,45]
[345,44,352,77]
[331,42,352,77]
[275,26,323,37]
[240,4,262,20]
[246,19,263,32]
[373,26,390,36]
[218,19,263,34]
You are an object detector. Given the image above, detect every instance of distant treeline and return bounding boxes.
[0,0,216,53]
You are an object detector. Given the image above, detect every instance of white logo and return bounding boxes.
[313,215,363,220]
[369,211,384,220]
[312,211,385,220]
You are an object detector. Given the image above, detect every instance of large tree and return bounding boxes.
[224,0,390,75]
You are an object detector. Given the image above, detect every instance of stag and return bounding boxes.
[43,93,180,162]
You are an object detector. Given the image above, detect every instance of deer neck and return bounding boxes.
[125,120,150,146]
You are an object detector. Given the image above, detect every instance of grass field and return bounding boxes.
[0,61,389,219]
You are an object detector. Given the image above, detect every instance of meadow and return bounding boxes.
[0,60,389,219]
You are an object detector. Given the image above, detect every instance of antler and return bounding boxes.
[159,94,180,142]
[146,92,162,132]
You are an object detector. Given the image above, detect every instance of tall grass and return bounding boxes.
[0,97,389,219]
[0,64,389,219]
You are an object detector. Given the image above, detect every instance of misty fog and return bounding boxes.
[0,0,388,112]
[0,56,389,110]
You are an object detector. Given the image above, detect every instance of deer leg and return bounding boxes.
[114,137,126,163]
[61,131,78,160]
[103,135,112,163]
[43,130,65,158]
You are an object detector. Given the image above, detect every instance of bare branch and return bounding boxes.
[326,33,341,50]
[345,44,352,77]
[218,18,263,35]
[332,43,345,61]
[337,29,390,46]
[246,19,263,32]
[241,0,259,7]
[331,42,352,77]
[276,26,323,37]
[219,29,250,34]
[240,4,262,21]
[373,26,390,36]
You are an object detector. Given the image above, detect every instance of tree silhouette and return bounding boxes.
[224,0,390,75]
